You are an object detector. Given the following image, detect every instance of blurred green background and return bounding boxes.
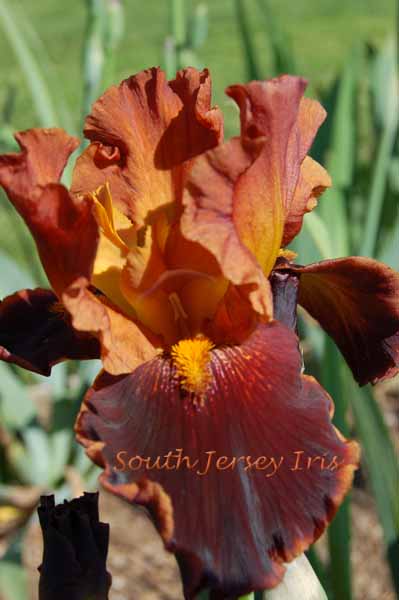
[0,1,397,600]
[0,0,395,134]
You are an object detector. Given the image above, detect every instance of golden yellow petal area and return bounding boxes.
[120,227,179,345]
[171,336,214,398]
[86,183,231,347]
[178,276,229,336]
[89,183,137,318]
[278,248,298,262]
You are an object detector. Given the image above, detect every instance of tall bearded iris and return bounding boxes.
[0,68,398,599]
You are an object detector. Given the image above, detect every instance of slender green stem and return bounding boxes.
[169,0,186,72]
[103,0,124,87]
[81,0,105,126]
[234,0,261,80]
[322,337,352,600]
[171,0,186,48]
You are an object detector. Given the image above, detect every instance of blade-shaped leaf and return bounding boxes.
[0,251,35,298]
[234,0,261,80]
[318,47,362,258]
[321,337,353,600]
[0,561,28,600]
[256,0,297,76]
[350,382,399,594]
[0,362,35,429]
[0,0,59,127]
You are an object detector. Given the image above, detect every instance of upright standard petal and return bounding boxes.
[0,130,99,295]
[182,137,273,318]
[72,67,223,227]
[281,156,331,246]
[227,79,330,248]
[0,288,99,376]
[225,77,305,274]
[281,258,399,385]
[77,323,359,598]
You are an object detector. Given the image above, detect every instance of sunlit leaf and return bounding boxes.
[350,382,399,594]
[0,561,28,600]
[0,363,35,429]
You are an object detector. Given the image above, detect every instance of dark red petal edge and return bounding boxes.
[76,322,359,599]
[277,258,399,385]
[0,288,100,376]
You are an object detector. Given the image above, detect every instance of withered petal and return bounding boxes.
[281,258,399,385]
[72,67,223,227]
[0,130,99,295]
[0,288,99,376]
[77,322,358,598]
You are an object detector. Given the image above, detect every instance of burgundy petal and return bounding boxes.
[38,493,111,600]
[280,258,399,385]
[0,288,100,376]
[77,322,358,598]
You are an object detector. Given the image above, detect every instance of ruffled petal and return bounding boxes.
[77,322,359,598]
[0,128,78,193]
[280,258,399,385]
[0,288,99,376]
[181,137,273,318]
[282,99,331,245]
[0,130,99,295]
[62,277,159,375]
[227,79,330,246]
[282,156,331,246]
[72,67,223,227]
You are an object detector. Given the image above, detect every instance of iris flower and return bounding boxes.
[38,493,111,600]
[0,68,398,598]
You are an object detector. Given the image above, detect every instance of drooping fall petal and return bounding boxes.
[72,67,223,227]
[280,258,399,385]
[76,322,359,599]
[0,288,99,376]
[62,277,159,376]
[0,129,99,295]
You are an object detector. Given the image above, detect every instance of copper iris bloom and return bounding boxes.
[0,68,398,599]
